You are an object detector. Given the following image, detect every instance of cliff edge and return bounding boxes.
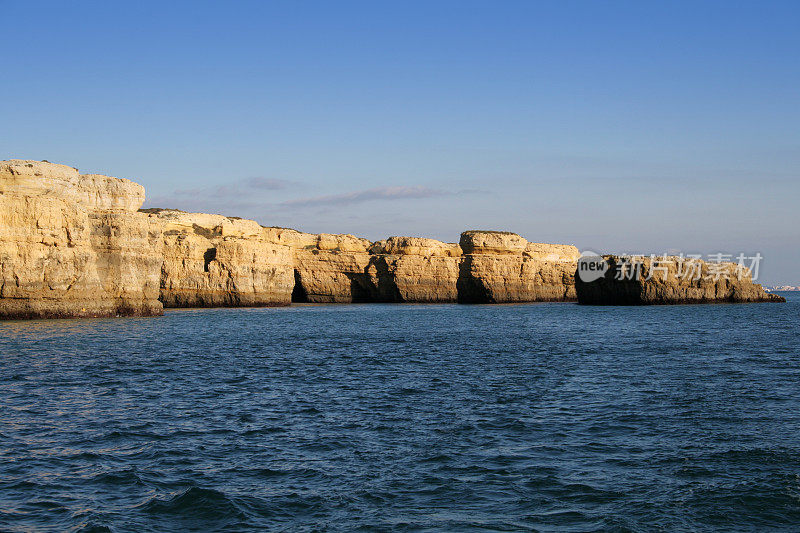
[0,160,163,318]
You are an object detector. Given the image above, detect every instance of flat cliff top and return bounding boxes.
[459,230,579,260]
[370,236,462,257]
[1,160,145,211]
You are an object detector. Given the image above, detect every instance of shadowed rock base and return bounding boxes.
[0,300,164,320]
[576,255,785,305]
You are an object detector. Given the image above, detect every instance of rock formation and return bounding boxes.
[368,237,462,302]
[289,232,374,303]
[0,159,782,319]
[142,209,293,307]
[457,231,581,303]
[0,160,162,318]
[575,254,784,304]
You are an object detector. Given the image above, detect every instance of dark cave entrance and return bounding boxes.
[203,247,217,272]
[291,270,309,303]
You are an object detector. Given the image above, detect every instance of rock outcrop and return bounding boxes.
[368,237,462,302]
[0,160,162,318]
[457,231,581,303]
[289,232,374,303]
[143,209,294,307]
[575,255,785,305]
[138,212,468,306]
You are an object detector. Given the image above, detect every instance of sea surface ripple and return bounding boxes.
[1,294,799,531]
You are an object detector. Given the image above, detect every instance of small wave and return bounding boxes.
[299,439,349,452]
[525,509,592,524]
[91,468,144,486]
[237,412,255,423]
[242,426,286,436]
[252,467,289,478]
[102,429,167,441]
[476,418,528,431]
[420,453,453,463]
[556,482,625,503]
[395,387,424,395]
[66,451,103,460]
[26,499,69,511]
[72,523,112,533]
[140,486,248,525]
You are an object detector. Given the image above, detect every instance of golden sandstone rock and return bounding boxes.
[0,161,162,318]
[0,160,781,319]
[367,237,462,302]
[457,231,581,303]
[290,232,374,303]
[142,209,293,307]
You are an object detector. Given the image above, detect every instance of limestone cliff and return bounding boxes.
[368,237,462,302]
[0,160,162,318]
[288,232,374,303]
[145,214,380,305]
[143,209,293,307]
[575,255,784,305]
[457,231,580,303]
[147,219,577,306]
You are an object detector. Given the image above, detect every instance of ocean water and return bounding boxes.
[1,294,799,532]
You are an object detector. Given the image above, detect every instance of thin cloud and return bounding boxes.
[170,176,295,199]
[142,194,264,214]
[142,175,299,215]
[245,177,294,190]
[281,186,449,207]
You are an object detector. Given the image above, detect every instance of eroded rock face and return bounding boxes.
[0,160,162,318]
[146,209,294,307]
[575,255,784,305]
[0,163,591,318]
[457,231,581,303]
[367,237,462,302]
[289,232,374,303]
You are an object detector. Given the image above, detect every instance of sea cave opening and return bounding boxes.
[291,270,309,303]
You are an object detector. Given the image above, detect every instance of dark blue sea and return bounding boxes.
[1,294,799,532]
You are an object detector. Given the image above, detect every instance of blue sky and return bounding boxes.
[2,1,798,283]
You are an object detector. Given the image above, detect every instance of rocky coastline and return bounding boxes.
[575,254,785,305]
[0,160,782,319]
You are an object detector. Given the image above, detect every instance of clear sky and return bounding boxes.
[2,1,798,283]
